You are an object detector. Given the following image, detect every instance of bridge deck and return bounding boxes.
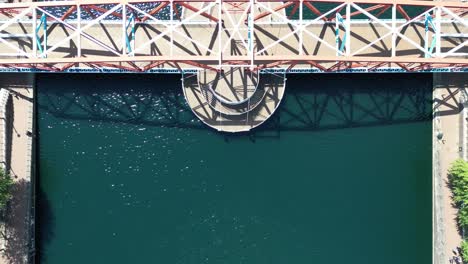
[0,0,466,73]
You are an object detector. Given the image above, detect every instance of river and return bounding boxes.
[37,73,432,264]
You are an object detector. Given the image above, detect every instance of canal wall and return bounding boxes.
[0,73,34,264]
[433,72,467,264]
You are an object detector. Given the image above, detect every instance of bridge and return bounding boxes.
[0,0,466,131]
[0,0,466,73]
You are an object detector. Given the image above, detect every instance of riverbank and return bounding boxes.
[433,73,467,264]
[0,74,34,264]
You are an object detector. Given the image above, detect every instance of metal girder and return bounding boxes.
[177,2,219,22]
[254,2,295,21]
[1,0,467,8]
[0,0,465,73]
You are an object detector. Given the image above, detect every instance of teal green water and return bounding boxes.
[37,73,432,264]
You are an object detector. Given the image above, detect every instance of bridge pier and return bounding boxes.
[182,67,285,132]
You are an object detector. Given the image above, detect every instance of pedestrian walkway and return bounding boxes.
[0,74,34,264]
[433,73,466,264]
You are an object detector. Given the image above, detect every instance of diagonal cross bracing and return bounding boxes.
[0,0,465,73]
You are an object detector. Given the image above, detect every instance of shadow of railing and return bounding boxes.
[36,73,433,134]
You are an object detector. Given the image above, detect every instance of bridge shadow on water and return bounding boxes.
[35,73,435,261]
[36,73,435,138]
[257,73,434,137]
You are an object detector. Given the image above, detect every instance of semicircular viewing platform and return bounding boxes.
[182,67,286,133]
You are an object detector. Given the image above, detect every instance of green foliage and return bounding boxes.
[449,159,468,206]
[0,167,13,210]
[449,159,468,229]
[449,159,468,263]
[461,240,468,263]
[459,207,468,229]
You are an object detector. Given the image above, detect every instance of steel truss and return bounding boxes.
[0,0,466,73]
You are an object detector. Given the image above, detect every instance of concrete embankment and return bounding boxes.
[433,73,467,264]
[0,73,34,264]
